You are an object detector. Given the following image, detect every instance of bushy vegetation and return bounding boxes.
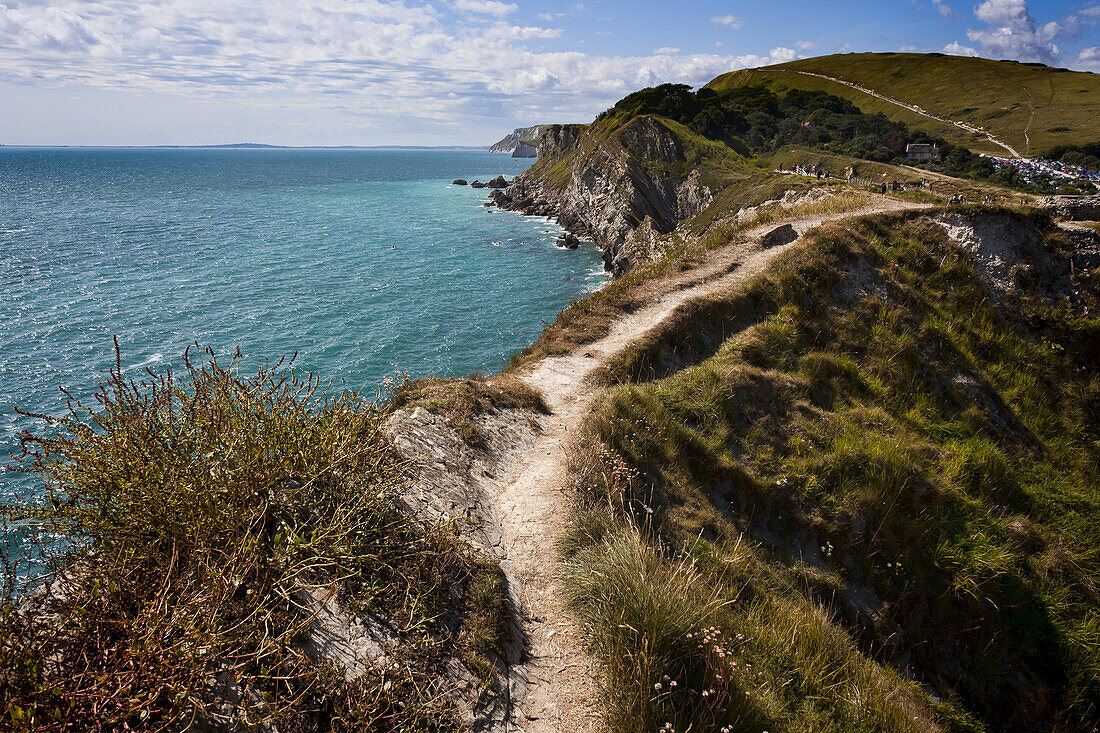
[596,82,1072,195]
[1,345,507,731]
[600,83,930,164]
[563,211,1099,731]
[710,53,1100,156]
[1042,141,1100,172]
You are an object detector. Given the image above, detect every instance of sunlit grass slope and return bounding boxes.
[709,53,1100,156]
[564,209,1099,732]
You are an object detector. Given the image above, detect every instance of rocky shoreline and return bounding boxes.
[482,119,714,274]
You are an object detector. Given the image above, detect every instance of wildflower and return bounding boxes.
[654,682,663,691]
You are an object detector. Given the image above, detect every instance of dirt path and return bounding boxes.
[788,70,1024,158]
[494,198,927,731]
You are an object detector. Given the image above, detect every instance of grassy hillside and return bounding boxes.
[709,53,1100,156]
[563,209,1099,731]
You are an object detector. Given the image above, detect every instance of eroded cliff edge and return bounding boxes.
[489,117,715,274]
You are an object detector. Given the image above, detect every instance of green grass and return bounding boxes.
[709,53,1100,156]
[504,216,760,370]
[1,346,511,731]
[563,209,1099,731]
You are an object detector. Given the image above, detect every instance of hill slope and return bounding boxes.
[563,207,1100,732]
[709,52,1100,156]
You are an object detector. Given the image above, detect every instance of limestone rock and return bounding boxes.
[511,142,538,158]
[383,405,542,731]
[556,233,581,249]
[1037,195,1100,221]
[761,223,799,249]
[491,117,713,275]
[295,587,399,680]
[1058,222,1100,272]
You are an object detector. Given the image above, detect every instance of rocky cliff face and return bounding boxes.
[490,117,714,274]
[488,125,558,155]
[510,141,538,158]
[1038,195,1100,221]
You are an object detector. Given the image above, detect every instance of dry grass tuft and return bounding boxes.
[1,345,506,731]
[389,373,547,445]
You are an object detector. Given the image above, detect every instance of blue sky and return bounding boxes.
[0,0,1097,146]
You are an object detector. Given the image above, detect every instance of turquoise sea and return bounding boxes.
[0,148,605,564]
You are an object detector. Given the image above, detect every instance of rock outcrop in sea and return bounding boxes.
[555,233,580,249]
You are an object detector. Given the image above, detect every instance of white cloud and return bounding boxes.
[1077,45,1100,70]
[767,46,799,64]
[710,15,741,29]
[0,4,115,54]
[451,0,516,16]
[0,0,849,142]
[943,41,980,56]
[495,25,562,40]
[932,0,955,17]
[964,0,1062,62]
[908,0,954,17]
[940,0,1100,66]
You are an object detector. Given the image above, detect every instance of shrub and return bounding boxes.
[1,344,489,731]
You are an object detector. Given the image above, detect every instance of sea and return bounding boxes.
[0,147,606,571]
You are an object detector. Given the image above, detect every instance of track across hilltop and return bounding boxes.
[787,70,1023,158]
[708,53,1100,158]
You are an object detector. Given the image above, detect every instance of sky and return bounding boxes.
[0,0,1097,146]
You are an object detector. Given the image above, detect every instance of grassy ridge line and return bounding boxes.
[561,208,1099,731]
[707,66,985,152]
[709,53,1100,156]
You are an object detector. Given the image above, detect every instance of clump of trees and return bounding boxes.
[599,83,934,163]
[1041,142,1100,172]
[599,83,1091,194]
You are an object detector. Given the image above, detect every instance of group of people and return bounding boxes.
[785,164,832,180]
